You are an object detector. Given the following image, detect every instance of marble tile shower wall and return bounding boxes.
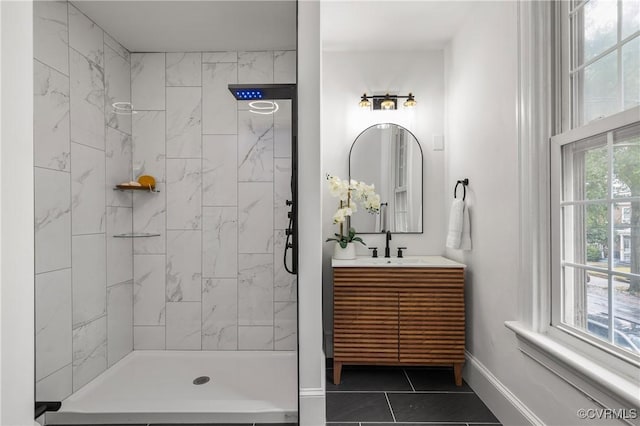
[34,1,133,401]
[130,51,297,351]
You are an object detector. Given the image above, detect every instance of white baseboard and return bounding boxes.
[299,387,326,426]
[465,350,544,426]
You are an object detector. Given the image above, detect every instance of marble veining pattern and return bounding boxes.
[238,51,274,84]
[106,206,133,286]
[238,254,274,326]
[274,158,292,230]
[238,183,274,254]
[202,62,237,135]
[68,3,103,68]
[35,167,71,274]
[69,49,105,150]
[71,142,106,235]
[107,281,133,366]
[166,159,202,230]
[133,326,165,350]
[72,234,106,327]
[203,207,237,278]
[132,111,166,182]
[72,316,107,391]
[34,60,70,172]
[274,230,297,302]
[166,87,202,158]
[166,52,202,86]
[202,51,237,63]
[34,0,69,75]
[238,326,274,351]
[34,3,137,398]
[202,279,238,350]
[76,49,295,354]
[105,45,132,134]
[36,269,72,381]
[166,302,202,350]
[106,127,133,207]
[133,183,166,254]
[133,255,166,326]
[131,53,165,110]
[274,100,292,158]
[36,364,72,401]
[274,301,297,350]
[104,32,130,62]
[238,110,274,182]
[166,230,202,302]
[203,135,237,206]
[273,51,296,84]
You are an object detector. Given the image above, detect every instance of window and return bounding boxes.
[553,121,640,358]
[552,0,640,362]
[569,0,639,127]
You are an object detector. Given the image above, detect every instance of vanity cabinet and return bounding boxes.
[332,259,465,386]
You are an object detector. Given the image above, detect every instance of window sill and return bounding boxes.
[505,321,640,410]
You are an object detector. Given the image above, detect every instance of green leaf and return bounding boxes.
[339,240,347,249]
[353,237,366,246]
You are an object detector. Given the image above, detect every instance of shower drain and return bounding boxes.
[193,376,210,385]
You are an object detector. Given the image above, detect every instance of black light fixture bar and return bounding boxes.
[359,92,416,110]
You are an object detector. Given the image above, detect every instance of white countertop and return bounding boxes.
[331,255,466,268]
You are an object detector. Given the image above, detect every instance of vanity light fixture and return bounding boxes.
[403,93,417,107]
[358,93,417,110]
[380,94,396,110]
[358,93,372,108]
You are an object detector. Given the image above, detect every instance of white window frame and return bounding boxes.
[568,0,640,127]
[550,107,640,369]
[507,0,640,412]
[553,0,640,365]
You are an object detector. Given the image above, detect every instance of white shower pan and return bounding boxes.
[46,350,298,424]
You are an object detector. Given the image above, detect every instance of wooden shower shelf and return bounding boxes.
[113,233,161,238]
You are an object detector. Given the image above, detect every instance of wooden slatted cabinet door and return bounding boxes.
[398,278,465,365]
[333,287,399,363]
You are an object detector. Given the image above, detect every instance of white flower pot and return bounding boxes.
[333,241,356,260]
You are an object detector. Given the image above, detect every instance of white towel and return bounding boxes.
[460,204,472,251]
[446,199,464,249]
[446,199,472,250]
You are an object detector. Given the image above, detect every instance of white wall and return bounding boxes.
[444,3,623,425]
[1,1,35,424]
[321,50,446,352]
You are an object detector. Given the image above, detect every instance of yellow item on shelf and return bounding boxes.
[137,175,156,189]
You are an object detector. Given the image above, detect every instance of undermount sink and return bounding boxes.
[331,255,465,268]
[360,257,429,265]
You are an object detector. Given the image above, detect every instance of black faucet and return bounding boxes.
[384,230,392,258]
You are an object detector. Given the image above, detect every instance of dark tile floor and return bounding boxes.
[326,363,501,426]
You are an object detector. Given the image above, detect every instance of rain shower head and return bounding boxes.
[228,84,296,100]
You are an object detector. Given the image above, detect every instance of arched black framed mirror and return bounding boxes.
[349,123,423,233]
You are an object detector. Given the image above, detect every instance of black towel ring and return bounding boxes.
[454,178,469,201]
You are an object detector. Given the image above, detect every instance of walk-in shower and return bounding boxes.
[33,1,298,424]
